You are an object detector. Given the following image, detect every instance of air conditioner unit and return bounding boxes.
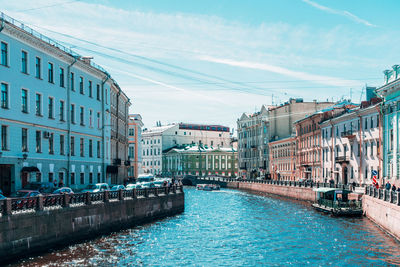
[43,131,50,139]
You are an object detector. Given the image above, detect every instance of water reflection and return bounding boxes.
[12,187,400,266]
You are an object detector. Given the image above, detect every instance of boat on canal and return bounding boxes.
[312,187,362,217]
[196,184,220,191]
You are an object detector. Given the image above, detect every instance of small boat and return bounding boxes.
[196,184,220,191]
[312,187,362,217]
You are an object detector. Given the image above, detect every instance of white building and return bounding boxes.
[142,123,231,175]
[320,99,382,185]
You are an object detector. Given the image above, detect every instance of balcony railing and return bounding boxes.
[341,130,356,138]
[335,156,349,163]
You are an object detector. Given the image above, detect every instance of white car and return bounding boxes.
[126,183,142,190]
[82,183,110,193]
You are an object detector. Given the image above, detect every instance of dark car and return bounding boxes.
[14,190,42,198]
[23,182,56,194]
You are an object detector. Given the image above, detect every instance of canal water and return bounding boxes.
[12,187,400,266]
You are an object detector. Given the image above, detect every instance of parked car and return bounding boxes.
[140,182,156,188]
[81,183,110,193]
[23,182,56,194]
[110,185,125,191]
[52,187,74,194]
[13,190,42,198]
[137,173,155,183]
[126,184,142,190]
[0,193,6,200]
[153,179,169,187]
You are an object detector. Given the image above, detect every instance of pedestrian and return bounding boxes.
[352,181,356,191]
[385,181,391,191]
[392,184,397,191]
[163,180,167,187]
[53,179,57,188]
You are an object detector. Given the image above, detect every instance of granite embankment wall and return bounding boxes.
[226,181,315,202]
[0,190,184,263]
[363,195,400,241]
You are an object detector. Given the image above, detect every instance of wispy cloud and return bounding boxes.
[302,0,376,27]
[198,56,362,87]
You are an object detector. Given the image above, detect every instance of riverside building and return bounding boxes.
[142,123,231,175]
[376,65,400,186]
[320,97,380,185]
[0,12,130,194]
[237,99,333,179]
[162,144,238,177]
[128,114,143,179]
[269,136,296,181]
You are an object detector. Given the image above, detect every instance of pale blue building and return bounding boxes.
[0,12,127,194]
[375,65,400,185]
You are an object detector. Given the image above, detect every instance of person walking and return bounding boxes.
[385,181,391,191]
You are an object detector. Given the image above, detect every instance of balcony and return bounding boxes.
[341,130,356,139]
[335,156,349,163]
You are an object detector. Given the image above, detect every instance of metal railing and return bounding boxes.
[198,176,356,191]
[365,186,400,206]
[0,186,183,216]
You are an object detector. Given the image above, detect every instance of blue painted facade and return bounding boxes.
[0,13,126,194]
[375,65,400,183]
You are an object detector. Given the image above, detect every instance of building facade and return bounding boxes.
[320,100,381,185]
[237,105,269,179]
[269,136,296,181]
[237,99,333,179]
[128,114,143,179]
[109,82,131,184]
[376,65,400,186]
[163,145,238,177]
[0,12,129,194]
[142,123,231,175]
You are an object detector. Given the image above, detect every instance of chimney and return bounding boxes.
[81,56,93,64]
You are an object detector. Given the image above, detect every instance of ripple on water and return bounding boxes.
[10,187,400,267]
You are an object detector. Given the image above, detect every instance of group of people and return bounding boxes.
[385,181,400,192]
[162,178,182,187]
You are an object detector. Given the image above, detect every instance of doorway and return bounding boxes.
[0,164,12,196]
[343,166,348,185]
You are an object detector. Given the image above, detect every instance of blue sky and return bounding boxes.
[1,0,400,131]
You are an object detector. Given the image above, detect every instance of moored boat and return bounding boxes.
[312,187,362,217]
[196,184,220,191]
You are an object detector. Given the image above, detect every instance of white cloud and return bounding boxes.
[302,0,376,27]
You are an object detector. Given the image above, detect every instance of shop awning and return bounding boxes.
[106,165,118,174]
[21,166,40,172]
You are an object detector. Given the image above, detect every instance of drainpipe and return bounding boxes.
[101,73,110,182]
[66,56,78,186]
[0,14,4,32]
[356,110,363,186]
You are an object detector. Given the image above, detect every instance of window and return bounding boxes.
[80,138,84,157]
[79,76,84,94]
[370,141,374,156]
[35,93,42,116]
[89,173,93,184]
[376,115,379,128]
[48,97,54,119]
[71,173,75,185]
[97,112,100,128]
[71,104,75,124]
[59,100,65,121]
[59,68,65,87]
[89,109,93,127]
[18,90,30,116]
[21,51,28,74]
[60,135,65,155]
[70,136,75,156]
[129,146,134,158]
[48,62,54,83]
[71,72,75,91]
[1,83,8,109]
[97,140,101,158]
[370,117,373,129]
[35,57,41,79]
[105,89,107,104]
[97,173,101,183]
[49,133,54,154]
[96,84,100,100]
[48,173,54,183]
[36,130,41,152]
[80,107,84,125]
[89,139,93,157]
[129,128,135,136]
[364,142,368,156]
[0,125,7,150]
[89,81,93,97]
[364,118,368,130]
[1,42,8,66]
[22,128,28,152]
